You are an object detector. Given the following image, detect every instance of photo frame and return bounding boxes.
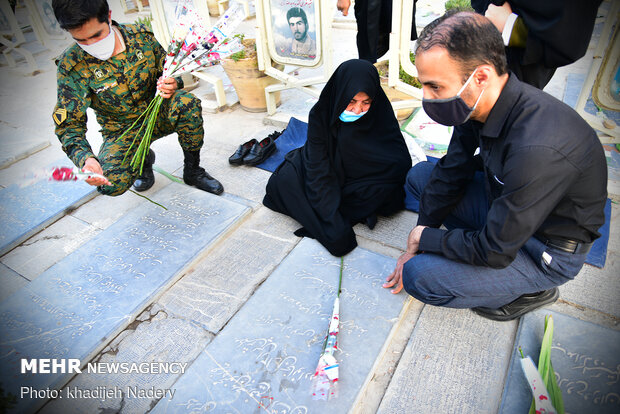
[264,0,321,67]
[33,0,64,37]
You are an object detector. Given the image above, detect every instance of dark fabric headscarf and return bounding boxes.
[301,59,411,222]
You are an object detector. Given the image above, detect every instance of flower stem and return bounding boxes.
[128,189,167,210]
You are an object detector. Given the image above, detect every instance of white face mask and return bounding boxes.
[78,23,116,60]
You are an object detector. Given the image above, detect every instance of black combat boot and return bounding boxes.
[132,149,155,192]
[182,149,224,195]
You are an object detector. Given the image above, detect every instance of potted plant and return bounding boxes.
[374,52,422,120]
[221,36,283,112]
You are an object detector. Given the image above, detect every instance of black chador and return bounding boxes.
[263,60,412,257]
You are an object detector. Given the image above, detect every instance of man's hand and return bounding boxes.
[157,77,178,99]
[485,2,512,33]
[406,225,427,255]
[83,157,111,186]
[337,0,351,16]
[383,252,415,294]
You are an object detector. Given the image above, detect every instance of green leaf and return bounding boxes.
[529,315,564,414]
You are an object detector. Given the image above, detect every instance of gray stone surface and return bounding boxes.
[378,306,518,414]
[1,215,100,281]
[152,238,408,413]
[198,145,274,204]
[0,130,50,170]
[0,183,249,413]
[158,206,299,333]
[0,168,96,256]
[500,309,620,414]
[70,179,172,230]
[354,210,419,252]
[560,257,620,319]
[40,306,213,414]
[0,263,27,303]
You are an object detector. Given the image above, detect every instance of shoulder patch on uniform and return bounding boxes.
[55,43,86,72]
[53,108,67,126]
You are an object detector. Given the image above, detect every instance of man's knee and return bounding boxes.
[97,167,134,196]
[173,91,203,121]
[406,161,435,198]
[402,257,453,306]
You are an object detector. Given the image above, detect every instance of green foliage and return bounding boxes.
[444,0,474,11]
[227,34,247,62]
[134,15,153,30]
[229,50,246,62]
[375,52,422,88]
[528,315,565,414]
[401,52,422,88]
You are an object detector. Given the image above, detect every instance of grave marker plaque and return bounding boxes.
[500,309,620,414]
[0,175,95,256]
[152,238,408,413]
[0,183,249,412]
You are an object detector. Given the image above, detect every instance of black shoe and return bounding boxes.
[472,288,559,321]
[267,130,283,140]
[132,149,155,192]
[243,136,276,166]
[229,139,257,165]
[182,150,224,195]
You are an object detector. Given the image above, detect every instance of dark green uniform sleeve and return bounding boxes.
[54,53,95,168]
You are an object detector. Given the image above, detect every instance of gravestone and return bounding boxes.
[0,160,95,256]
[377,305,517,413]
[152,237,408,413]
[500,309,620,414]
[0,183,249,413]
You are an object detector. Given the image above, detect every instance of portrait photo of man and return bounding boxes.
[275,6,316,60]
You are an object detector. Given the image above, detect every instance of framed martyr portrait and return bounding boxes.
[33,0,64,37]
[264,0,322,67]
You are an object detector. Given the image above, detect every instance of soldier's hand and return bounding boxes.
[83,157,111,187]
[337,0,351,16]
[157,77,178,99]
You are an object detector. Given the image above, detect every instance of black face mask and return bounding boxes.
[422,68,485,126]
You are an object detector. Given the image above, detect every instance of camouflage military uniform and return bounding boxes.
[53,23,203,196]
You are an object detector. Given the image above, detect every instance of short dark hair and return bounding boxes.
[415,10,508,81]
[286,7,308,28]
[52,0,109,30]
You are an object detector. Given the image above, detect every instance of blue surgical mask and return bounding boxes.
[422,68,485,126]
[339,109,368,122]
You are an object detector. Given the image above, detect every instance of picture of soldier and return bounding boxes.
[275,6,316,60]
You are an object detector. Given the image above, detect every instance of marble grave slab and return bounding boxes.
[0,183,249,413]
[500,309,620,414]
[152,237,408,413]
[0,159,96,256]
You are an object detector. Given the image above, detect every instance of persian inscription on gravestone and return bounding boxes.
[0,184,248,413]
[500,309,620,414]
[152,238,408,413]
[0,177,95,255]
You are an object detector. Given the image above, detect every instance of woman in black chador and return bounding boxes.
[263,59,412,257]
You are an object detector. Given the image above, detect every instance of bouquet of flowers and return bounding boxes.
[311,257,344,400]
[120,1,246,174]
[49,166,107,182]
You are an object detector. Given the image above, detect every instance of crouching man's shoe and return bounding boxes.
[133,149,155,192]
[182,149,224,195]
[472,288,559,322]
